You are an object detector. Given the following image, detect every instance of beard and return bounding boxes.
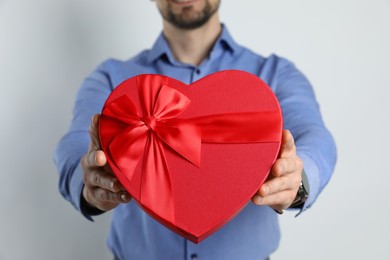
[161,0,220,30]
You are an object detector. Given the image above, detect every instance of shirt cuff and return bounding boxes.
[294,153,320,216]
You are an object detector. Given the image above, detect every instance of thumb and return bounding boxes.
[279,130,295,158]
[89,114,102,150]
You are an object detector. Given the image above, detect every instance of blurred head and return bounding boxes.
[155,0,220,30]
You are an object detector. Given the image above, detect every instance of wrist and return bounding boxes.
[289,169,310,209]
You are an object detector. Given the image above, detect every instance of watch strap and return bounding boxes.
[289,169,309,209]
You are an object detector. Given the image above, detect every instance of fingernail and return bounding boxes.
[110,180,114,189]
[121,194,129,201]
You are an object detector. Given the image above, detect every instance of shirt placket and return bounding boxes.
[186,241,199,260]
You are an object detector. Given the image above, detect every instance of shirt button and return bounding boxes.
[195,69,201,74]
[190,253,198,260]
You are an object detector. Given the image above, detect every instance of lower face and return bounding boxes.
[156,0,220,30]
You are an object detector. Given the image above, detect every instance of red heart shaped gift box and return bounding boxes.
[99,70,282,243]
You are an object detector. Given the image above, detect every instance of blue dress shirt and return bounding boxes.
[55,26,337,260]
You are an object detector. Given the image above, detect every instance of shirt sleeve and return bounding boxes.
[54,63,113,220]
[273,57,337,214]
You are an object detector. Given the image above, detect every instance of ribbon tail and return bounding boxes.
[109,125,148,182]
[141,134,175,224]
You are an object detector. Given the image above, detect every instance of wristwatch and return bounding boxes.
[289,169,310,209]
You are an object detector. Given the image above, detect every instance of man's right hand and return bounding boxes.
[81,114,131,212]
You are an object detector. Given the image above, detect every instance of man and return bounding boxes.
[55,0,337,259]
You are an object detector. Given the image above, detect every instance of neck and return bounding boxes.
[162,13,222,66]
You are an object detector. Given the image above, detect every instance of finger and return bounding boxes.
[88,114,101,150]
[95,154,118,179]
[258,174,298,197]
[87,188,131,212]
[94,188,131,204]
[270,157,298,177]
[87,170,123,192]
[279,130,295,158]
[252,190,296,209]
[107,176,127,192]
[84,152,123,191]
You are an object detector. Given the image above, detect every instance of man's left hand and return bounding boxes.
[252,130,303,212]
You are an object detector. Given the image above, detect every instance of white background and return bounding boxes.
[1,0,389,259]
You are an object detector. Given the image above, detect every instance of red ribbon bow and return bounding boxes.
[101,75,281,223]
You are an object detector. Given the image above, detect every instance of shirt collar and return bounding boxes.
[146,24,240,64]
[217,25,240,54]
